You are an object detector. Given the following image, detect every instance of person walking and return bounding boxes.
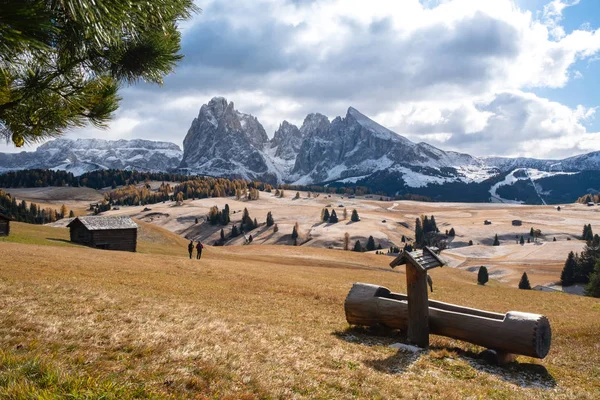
[188,240,194,259]
[196,241,203,259]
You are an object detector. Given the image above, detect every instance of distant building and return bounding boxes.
[587,202,595,207]
[484,220,492,225]
[512,220,522,226]
[67,216,138,252]
[0,213,11,236]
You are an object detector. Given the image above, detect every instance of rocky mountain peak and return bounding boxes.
[300,113,330,137]
[270,121,302,161]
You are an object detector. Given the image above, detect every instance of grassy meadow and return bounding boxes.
[0,222,599,399]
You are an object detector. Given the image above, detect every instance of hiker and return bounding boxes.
[188,240,194,259]
[196,241,203,259]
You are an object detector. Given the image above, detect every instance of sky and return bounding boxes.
[3,0,600,160]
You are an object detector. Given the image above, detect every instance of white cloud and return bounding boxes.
[5,0,600,159]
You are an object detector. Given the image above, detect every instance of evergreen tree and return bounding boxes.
[0,0,198,147]
[519,272,532,290]
[493,234,500,246]
[351,209,360,222]
[254,218,258,229]
[401,235,406,243]
[404,244,414,252]
[231,225,239,237]
[377,243,383,250]
[353,240,362,252]
[415,218,424,246]
[477,266,489,285]
[366,236,376,251]
[561,251,577,286]
[468,240,473,246]
[344,232,350,251]
[291,225,299,240]
[68,210,75,218]
[266,211,274,227]
[527,238,531,243]
[584,224,594,242]
[323,208,330,222]
[430,215,438,233]
[575,238,600,283]
[448,228,455,237]
[329,209,338,223]
[195,217,199,224]
[530,227,534,237]
[248,234,253,243]
[422,216,430,233]
[242,208,254,231]
[220,228,225,242]
[553,237,556,242]
[273,224,279,233]
[520,235,525,245]
[295,192,300,199]
[584,260,600,298]
[222,204,230,224]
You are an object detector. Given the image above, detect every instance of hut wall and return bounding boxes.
[70,222,92,245]
[0,219,9,236]
[91,229,137,252]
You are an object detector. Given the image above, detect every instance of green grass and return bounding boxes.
[0,349,162,399]
[1,221,190,257]
[0,222,75,248]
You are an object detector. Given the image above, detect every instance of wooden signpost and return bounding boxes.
[389,247,444,348]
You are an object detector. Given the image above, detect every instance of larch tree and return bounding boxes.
[1,0,198,146]
[344,232,350,251]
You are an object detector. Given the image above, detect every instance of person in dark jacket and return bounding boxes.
[188,240,194,259]
[196,241,203,259]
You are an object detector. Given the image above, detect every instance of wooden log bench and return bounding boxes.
[344,283,552,360]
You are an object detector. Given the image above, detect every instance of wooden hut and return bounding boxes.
[67,216,138,252]
[0,213,11,236]
[512,220,522,226]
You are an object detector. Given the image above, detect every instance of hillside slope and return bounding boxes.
[0,226,599,398]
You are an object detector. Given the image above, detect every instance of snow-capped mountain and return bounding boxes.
[485,151,600,173]
[179,98,494,186]
[0,138,182,176]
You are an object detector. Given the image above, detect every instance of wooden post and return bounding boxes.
[406,262,429,347]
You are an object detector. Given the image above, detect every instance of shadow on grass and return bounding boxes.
[46,238,80,246]
[334,327,556,387]
[333,326,420,374]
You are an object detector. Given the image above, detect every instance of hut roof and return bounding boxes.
[67,216,138,231]
[390,247,445,271]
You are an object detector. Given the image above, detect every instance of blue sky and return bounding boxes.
[3,0,600,159]
[523,0,600,131]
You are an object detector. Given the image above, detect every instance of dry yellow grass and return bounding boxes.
[0,223,599,398]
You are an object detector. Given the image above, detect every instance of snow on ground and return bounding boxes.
[489,170,524,204]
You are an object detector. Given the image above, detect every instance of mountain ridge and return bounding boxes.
[1,97,600,204]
